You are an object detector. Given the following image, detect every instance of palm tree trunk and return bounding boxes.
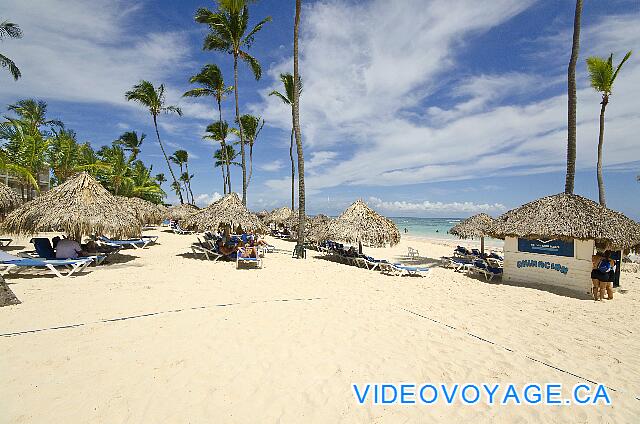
[185,162,195,204]
[153,115,184,204]
[233,54,248,205]
[220,163,227,195]
[597,97,608,206]
[293,0,305,248]
[217,99,232,194]
[565,0,583,194]
[290,128,295,210]
[248,144,254,187]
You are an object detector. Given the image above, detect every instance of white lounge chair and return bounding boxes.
[379,262,430,277]
[0,251,92,278]
[407,247,420,258]
[98,236,153,249]
[0,238,13,247]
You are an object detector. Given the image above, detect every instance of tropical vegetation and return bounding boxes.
[195,0,271,206]
[0,99,165,203]
[586,51,632,206]
[125,80,185,204]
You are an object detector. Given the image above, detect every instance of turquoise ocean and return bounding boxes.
[390,217,503,247]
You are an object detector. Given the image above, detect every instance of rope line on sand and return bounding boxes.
[0,297,327,338]
[400,306,640,402]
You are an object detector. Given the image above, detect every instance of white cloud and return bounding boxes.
[254,1,640,193]
[368,197,506,214]
[194,192,222,207]
[259,160,285,172]
[0,0,192,108]
[116,122,130,130]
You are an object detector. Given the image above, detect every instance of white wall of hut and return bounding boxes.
[503,236,594,294]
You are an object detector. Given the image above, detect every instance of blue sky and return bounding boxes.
[2,0,639,218]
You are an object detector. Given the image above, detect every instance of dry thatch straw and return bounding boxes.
[305,214,334,242]
[256,209,269,219]
[264,206,293,225]
[448,213,498,254]
[166,203,199,221]
[0,172,142,240]
[115,196,164,225]
[326,199,400,247]
[448,213,496,240]
[0,182,21,219]
[182,192,267,233]
[488,193,640,251]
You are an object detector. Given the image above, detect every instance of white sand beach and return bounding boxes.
[2,231,640,423]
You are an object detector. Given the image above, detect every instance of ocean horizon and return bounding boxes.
[389,217,503,247]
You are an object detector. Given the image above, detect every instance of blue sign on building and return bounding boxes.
[517,238,574,257]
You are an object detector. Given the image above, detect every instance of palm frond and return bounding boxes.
[0,21,22,39]
[0,53,21,80]
[269,90,290,105]
[239,50,262,80]
[611,50,632,84]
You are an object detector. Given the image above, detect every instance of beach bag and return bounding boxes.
[597,259,611,273]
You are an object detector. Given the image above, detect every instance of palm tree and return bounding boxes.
[129,161,165,204]
[180,171,194,204]
[231,114,264,187]
[183,64,233,192]
[269,72,302,210]
[155,173,166,188]
[214,144,240,192]
[97,145,130,196]
[47,129,99,184]
[586,51,632,206]
[195,1,271,205]
[7,99,63,134]
[293,0,306,253]
[203,120,231,193]
[0,20,22,80]
[565,0,583,194]
[169,150,191,203]
[115,131,145,161]
[125,80,184,203]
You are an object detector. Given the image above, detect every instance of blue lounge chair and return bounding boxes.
[0,251,92,278]
[98,235,153,249]
[190,238,223,262]
[379,262,430,277]
[236,247,263,269]
[25,237,106,265]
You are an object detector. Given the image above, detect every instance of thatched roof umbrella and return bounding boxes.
[256,209,269,219]
[182,192,267,234]
[0,172,141,240]
[326,200,400,249]
[264,206,293,226]
[306,214,334,242]
[448,213,497,254]
[488,193,640,251]
[0,182,21,219]
[115,196,164,225]
[166,203,199,221]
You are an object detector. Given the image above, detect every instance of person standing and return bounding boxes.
[591,251,615,300]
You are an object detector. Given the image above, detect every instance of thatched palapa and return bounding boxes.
[0,182,21,218]
[488,193,640,250]
[182,192,267,233]
[325,200,400,247]
[448,213,498,253]
[115,196,164,225]
[256,209,269,219]
[166,203,199,221]
[0,172,141,240]
[306,214,334,242]
[264,206,293,225]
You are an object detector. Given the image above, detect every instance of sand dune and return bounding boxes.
[2,231,639,422]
